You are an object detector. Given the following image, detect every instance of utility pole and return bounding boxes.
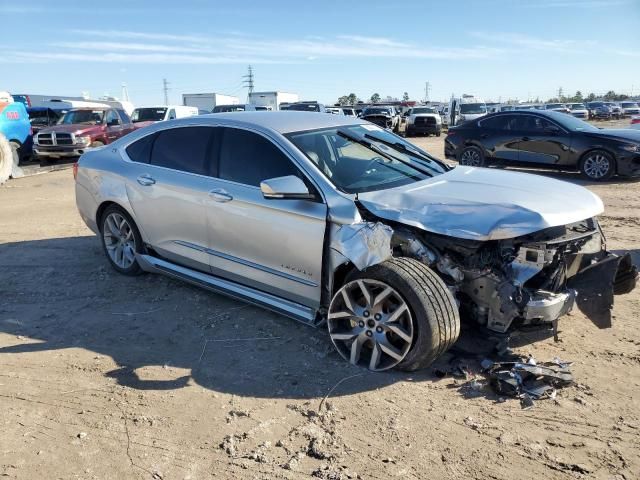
[163,78,170,105]
[121,82,129,102]
[558,86,563,100]
[424,82,431,103]
[242,65,255,102]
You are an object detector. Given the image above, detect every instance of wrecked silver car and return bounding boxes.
[74,112,637,372]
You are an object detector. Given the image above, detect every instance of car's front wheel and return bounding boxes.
[100,205,144,275]
[327,258,460,371]
[458,145,485,167]
[580,150,615,181]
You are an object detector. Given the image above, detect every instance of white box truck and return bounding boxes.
[249,91,299,111]
[182,93,240,112]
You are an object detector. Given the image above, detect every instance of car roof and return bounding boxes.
[194,111,364,133]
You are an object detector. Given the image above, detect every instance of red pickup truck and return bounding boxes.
[34,107,135,159]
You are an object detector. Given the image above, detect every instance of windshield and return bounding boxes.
[546,111,598,132]
[28,110,52,125]
[621,103,638,108]
[131,107,167,122]
[546,104,564,109]
[286,124,446,194]
[412,107,436,114]
[213,105,246,112]
[363,107,392,115]
[59,109,105,125]
[569,104,585,110]
[460,103,487,114]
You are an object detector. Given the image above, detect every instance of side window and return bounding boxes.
[479,115,511,130]
[125,133,155,163]
[218,128,300,187]
[117,109,131,124]
[513,115,553,132]
[150,127,214,175]
[106,110,120,125]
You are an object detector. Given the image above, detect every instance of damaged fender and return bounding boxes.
[329,222,393,270]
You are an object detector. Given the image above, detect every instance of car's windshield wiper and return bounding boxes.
[363,133,436,165]
[336,130,433,177]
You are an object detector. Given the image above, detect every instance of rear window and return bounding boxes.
[125,133,156,163]
[150,127,214,175]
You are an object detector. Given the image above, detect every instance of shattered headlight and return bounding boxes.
[620,143,640,153]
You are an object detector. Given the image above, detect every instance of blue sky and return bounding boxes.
[2,0,639,105]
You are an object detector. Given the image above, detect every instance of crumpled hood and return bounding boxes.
[357,166,604,241]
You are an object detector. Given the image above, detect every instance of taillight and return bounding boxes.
[73,162,79,180]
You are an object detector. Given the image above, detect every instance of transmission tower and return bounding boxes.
[121,82,130,102]
[163,78,170,105]
[243,65,255,102]
[424,82,431,103]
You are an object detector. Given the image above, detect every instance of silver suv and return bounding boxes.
[75,112,636,371]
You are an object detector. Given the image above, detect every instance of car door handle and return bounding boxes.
[209,188,233,202]
[136,174,156,186]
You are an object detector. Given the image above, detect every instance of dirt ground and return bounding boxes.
[1,128,639,479]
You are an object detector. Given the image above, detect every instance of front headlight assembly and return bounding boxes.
[621,143,640,154]
[76,136,91,146]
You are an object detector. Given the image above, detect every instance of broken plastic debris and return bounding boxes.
[330,222,393,270]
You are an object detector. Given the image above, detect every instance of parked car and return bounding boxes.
[631,116,640,129]
[620,102,640,116]
[361,106,400,131]
[27,107,66,134]
[74,112,637,371]
[544,103,570,114]
[445,110,640,180]
[603,102,622,119]
[401,106,442,137]
[254,105,273,111]
[440,106,449,126]
[0,94,32,160]
[34,107,135,160]
[212,104,257,113]
[131,105,198,128]
[286,102,327,113]
[586,102,612,120]
[567,103,589,119]
[448,95,487,126]
[0,94,32,180]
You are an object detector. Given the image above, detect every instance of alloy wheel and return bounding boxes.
[583,154,611,179]
[103,212,137,269]
[460,148,481,166]
[328,279,414,371]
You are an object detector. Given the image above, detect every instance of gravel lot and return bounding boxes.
[1,127,639,479]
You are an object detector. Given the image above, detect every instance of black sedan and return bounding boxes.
[444,110,640,180]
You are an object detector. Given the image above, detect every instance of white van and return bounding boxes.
[131,105,198,126]
[448,95,487,126]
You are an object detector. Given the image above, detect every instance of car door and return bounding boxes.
[105,109,123,143]
[117,109,136,136]
[204,126,327,309]
[477,114,520,162]
[513,114,571,165]
[124,126,216,272]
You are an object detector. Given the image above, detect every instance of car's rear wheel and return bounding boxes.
[100,205,144,276]
[459,145,485,166]
[327,257,460,371]
[580,150,615,181]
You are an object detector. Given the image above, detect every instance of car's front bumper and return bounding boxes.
[34,145,89,157]
[615,151,640,176]
[407,124,441,135]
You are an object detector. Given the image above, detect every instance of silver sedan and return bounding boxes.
[75,112,636,371]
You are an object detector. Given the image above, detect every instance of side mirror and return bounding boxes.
[260,175,314,200]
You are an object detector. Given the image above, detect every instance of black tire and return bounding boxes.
[579,149,615,181]
[99,205,144,276]
[91,140,105,148]
[458,145,485,167]
[346,257,460,371]
[436,131,441,137]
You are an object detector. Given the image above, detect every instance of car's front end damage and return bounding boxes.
[330,165,637,341]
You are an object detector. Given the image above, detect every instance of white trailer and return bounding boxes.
[447,94,487,126]
[182,93,240,111]
[249,91,299,111]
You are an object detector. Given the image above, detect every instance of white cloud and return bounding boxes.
[50,41,204,53]
[470,32,595,53]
